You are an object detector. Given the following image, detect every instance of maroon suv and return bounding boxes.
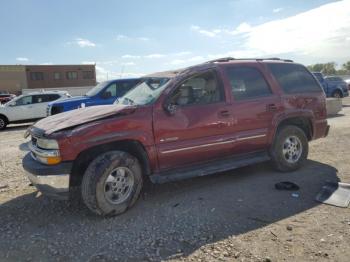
[23,58,329,216]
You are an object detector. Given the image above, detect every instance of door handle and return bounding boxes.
[218,110,230,117]
[266,104,277,112]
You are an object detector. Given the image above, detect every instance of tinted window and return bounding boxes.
[103,83,117,97]
[32,94,60,103]
[327,77,342,82]
[66,71,78,80]
[53,72,61,80]
[82,71,94,79]
[268,63,322,93]
[170,71,224,106]
[15,96,33,105]
[226,67,272,100]
[30,72,44,80]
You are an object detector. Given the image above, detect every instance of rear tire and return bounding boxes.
[81,151,143,216]
[0,116,8,130]
[270,125,308,172]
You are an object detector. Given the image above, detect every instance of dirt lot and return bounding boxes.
[1,99,350,262]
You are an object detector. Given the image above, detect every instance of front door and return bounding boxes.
[153,70,235,171]
[7,95,35,121]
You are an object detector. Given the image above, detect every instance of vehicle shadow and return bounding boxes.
[0,160,339,261]
[327,113,345,118]
[1,123,32,132]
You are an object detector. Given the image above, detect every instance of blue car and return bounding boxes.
[47,78,140,115]
[312,72,349,98]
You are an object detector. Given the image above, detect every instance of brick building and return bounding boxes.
[0,64,96,94]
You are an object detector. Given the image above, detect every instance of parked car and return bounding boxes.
[0,91,70,130]
[344,78,350,90]
[47,78,141,116]
[0,93,16,104]
[23,58,329,216]
[312,72,349,98]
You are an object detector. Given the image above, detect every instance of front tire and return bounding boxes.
[81,151,143,216]
[0,116,8,130]
[270,125,308,172]
[332,90,342,98]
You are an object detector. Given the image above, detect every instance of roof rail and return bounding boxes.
[205,57,293,63]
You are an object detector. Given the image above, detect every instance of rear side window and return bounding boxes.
[226,67,272,101]
[268,63,322,94]
[33,94,61,103]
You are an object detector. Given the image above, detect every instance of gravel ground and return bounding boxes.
[1,98,350,262]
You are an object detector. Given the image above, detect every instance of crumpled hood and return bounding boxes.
[33,104,133,135]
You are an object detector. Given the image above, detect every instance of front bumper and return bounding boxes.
[22,153,73,200]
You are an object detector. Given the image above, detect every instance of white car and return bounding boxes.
[0,91,70,130]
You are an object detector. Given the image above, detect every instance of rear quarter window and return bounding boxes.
[267,63,322,94]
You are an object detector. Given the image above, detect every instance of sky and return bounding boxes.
[1,0,350,81]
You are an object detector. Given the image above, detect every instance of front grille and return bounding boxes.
[51,105,64,115]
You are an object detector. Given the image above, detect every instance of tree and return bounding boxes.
[342,61,350,72]
[321,62,336,75]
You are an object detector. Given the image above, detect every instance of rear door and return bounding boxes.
[153,69,235,170]
[221,63,282,154]
[32,94,61,118]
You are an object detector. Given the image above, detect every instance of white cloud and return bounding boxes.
[228,22,252,35]
[144,53,165,59]
[121,54,141,59]
[75,38,96,47]
[192,1,350,62]
[191,25,220,37]
[137,37,150,41]
[121,62,136,66]
[116,35,151,41]
[273,7,283,13]
[168,56,206,65]
[116,34,128,40]
[40,62,53,65]
[81,61,96,65]
[173,51,192,56]
[16,57,28,62]
[240,0,350,59]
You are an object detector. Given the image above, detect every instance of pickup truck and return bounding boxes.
[47,78,140,115]
[23,58,329,216]
[312,72,349,98]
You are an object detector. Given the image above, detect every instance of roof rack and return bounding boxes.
[205,57,293,63]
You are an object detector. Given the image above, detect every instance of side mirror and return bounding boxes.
[165,103,177,115]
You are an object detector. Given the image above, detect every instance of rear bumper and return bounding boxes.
[22,153,72,200]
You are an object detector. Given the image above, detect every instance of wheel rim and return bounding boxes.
[104,167,135,204]
[282,136,302,164]
[0,119,5,129]
[334,92,341,98]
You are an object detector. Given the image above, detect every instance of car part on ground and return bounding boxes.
[316,182,350,208]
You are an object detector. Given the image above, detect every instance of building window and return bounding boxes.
[30,72,44,81]
[82,71,94,79]
[66,71,78,80]
[53,72,61,80]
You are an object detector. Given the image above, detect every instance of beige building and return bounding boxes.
[0,65,27,94]
[0,64,96,95]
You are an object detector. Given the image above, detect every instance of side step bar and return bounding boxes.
[150,151,270,184]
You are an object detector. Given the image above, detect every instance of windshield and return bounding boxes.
[85,81,108,97]
[118,77,170,105]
